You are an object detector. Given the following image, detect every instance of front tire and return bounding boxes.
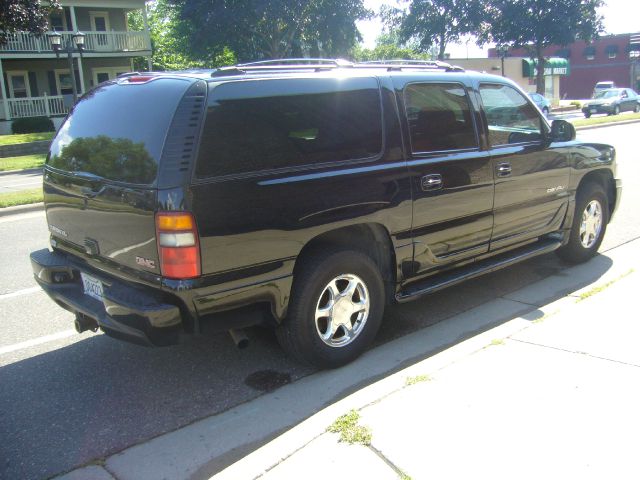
[613,105,620,115]
[556,183,608,264]
[276,249,385,368]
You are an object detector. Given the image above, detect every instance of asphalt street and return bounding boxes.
[0,123,638,480]
[0,169,43,193]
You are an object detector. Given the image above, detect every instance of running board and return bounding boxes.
[396,237,561,302]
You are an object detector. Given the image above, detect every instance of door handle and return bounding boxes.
[421,174,443,191]
[497,162,512,177]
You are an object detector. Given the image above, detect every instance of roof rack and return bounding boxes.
[358,59,464,72]
[237,58,353,67]
[211,58,355,77]
[210,58,464,77]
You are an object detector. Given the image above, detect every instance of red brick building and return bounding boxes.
[489,32,640,99]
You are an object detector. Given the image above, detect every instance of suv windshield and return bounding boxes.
[47,78,192,185]
[594,89,621,99]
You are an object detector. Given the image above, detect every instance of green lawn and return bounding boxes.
[0,154,46,172]
[574,112,640,128]
[0,132,54,146]
[0,188,43,208]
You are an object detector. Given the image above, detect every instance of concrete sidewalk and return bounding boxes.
[55,239,640,480]
[249,264,640,480]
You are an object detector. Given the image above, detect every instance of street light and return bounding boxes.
[496,45,509,77]
[48,31,85,104]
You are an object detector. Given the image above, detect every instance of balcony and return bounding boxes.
[0,31,151,55]
[0,95,69,120]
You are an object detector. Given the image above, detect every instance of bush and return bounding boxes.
[570,100,583,108]
[11,117,55,134]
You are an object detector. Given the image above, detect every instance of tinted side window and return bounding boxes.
[195,78,382,178]
[479,83,543,146]
[404,82,478,153]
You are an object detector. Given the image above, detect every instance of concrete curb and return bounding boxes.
[53,238,640,480]
[0,202,44,218]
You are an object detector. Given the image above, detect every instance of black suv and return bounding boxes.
[31,59,622,368]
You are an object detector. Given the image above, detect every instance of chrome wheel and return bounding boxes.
[315,274,370,347]
[580,200,603,248]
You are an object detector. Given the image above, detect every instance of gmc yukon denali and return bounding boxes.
[30,59,622,368]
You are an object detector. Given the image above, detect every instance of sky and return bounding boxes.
[356,0,640,58]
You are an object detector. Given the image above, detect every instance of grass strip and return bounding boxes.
[574,112,640,128]
[0,188,43,208]
[0,132,54,146]
[0,154,46,172]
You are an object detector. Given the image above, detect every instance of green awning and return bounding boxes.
[522,57,570,77]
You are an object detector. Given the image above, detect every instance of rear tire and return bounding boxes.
[634,104,639,113]
[276,249,385,368]
[613,105,620,115]
[584,112,591,118]
[556,183,608,264]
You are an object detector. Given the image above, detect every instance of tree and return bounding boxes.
[167,0,370,61]
[385,0,485,60]
[351,32,432,62]
[482,0,604,94]
[128,0,236,71]
[0,0,60,45]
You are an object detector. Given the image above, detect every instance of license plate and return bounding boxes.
[81,272,104,302]
[590,108,597,113]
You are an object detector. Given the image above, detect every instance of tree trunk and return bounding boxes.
[437,34,446,61]
[536,46,545,95]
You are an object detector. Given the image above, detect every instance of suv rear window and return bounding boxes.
[47,79,192,185]
[195,77,382,178]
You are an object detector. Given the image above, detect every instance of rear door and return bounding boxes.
[395,77,494,275]
[44,77,196,278]
[478,82,571,251]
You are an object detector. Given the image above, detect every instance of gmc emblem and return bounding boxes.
[135,256,156,269]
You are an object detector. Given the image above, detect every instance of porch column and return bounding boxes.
[0,59,10,121]
[142,5,153,71]
[69,6,78,31]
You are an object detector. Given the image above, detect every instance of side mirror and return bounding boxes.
[550,119,576,142]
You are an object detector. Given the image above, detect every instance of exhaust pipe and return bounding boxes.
[74,313,98,334]
[229,328,249,349]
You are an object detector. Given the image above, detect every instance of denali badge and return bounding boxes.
[136,256,156,269]
[547,185,566,194]
[49,224,68,237]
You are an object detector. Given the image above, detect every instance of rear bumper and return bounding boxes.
[30,248,183,346]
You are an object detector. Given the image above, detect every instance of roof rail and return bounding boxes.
[210,58,464,77]
[237,58,353,67]
[358,59,464,72]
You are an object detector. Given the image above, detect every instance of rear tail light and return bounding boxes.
[155,212,201,279]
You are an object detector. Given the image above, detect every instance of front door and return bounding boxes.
[397,79,494,276]
[478,82,571,251]
[90,12,110,50]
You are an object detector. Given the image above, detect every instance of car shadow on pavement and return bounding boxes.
[0,252,613,480]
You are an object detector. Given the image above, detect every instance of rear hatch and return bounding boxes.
[44,75,206,282]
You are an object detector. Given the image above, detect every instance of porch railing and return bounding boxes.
[4,95,68,119]
[0,31,151,53]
